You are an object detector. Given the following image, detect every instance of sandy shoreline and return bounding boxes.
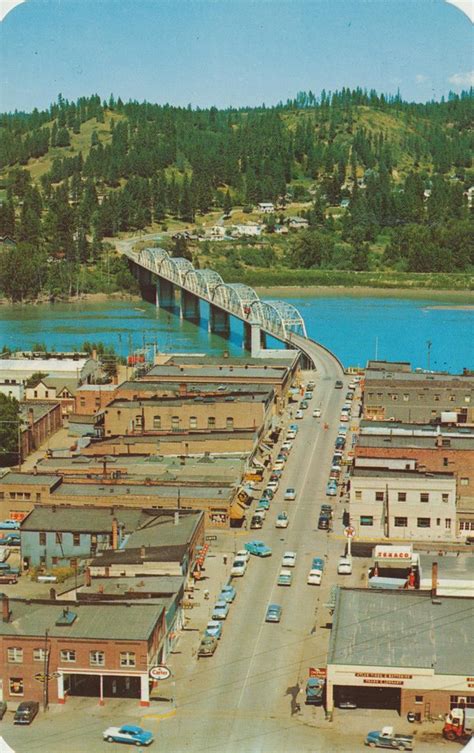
[0,292,140,306]
[253,285,474,304]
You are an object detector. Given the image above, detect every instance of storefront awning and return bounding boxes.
[230,499,247,520]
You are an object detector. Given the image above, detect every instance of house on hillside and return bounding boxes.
[231,223,262,238]
[287,216,309,230]
[257,202,275,214]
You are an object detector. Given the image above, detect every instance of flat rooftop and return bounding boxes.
[78,575,184,596]
[115,380,272,394]
[352,467,454,480]
[146,364,288,380]
[52,482,235,501]
[0,472,61,487]
[0,600,162,641]
[328,588,474,675]
[107,392,270,408]
[162,354,295,367]
[20,506,145,532]
[356,435,474,451]
[365,371,473,386]
[359,421,474,436]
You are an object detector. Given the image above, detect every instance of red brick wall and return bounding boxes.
[75,388,117,415]
[401,688,453,718]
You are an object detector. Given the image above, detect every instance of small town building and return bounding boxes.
[74,383,118,415]
[20,402,63,459]
[0,357,100,385]
[0,381,24,401]
[257,202,274,213]
[25,377,77,416]
[287,216,309,230]
[326,588,474,718]
[0,593,166,706]
[230,222,262,237]
[349,466,457,541]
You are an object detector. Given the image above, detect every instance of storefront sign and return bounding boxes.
[374,545,412,560]
[149,665,171,681]
[209,512,228,525]
[355,672,413,679]
[309,667,327,678]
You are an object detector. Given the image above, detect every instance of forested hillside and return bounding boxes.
[0,89,473,300]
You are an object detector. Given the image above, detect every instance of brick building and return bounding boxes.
[362,368,474,423]
[0,594,165,707]
[327,588,474,718]
[20,402,63,459]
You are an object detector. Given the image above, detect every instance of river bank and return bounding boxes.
[254,285,474,305]
[0,291,140,307]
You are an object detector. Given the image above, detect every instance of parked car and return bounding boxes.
[318,514,330,530]
[257,497,270,510]
[320,505,332,518]
[205,620,223,639]
[212,600,230,620]
[244,540,272,557]
[277,569,293,586]
[311,556,325,571]
[307,380,316,390]
[275,512,289,528]
[335,380,343,389]
[286,430,297,440]
[235,549,250,563]
[345,392,354,400]
[312,408,321,418]
[103,724,154,746]
[254,508,266,520]
[273,459,285,471]
[284,488,296,501]
[13,701,39,725]
[250,515,263,530]
[326,481,337,497]
[338,425,348,436]
[305,677,324,705]
[340,413,349,422]
[335,437,346,450]
[337,556,352,575]
[338,698,357,709]
[219,584,236,603]
[198,635,218,657]
[295,410,304,420]
[0,520,20,530]
[262,488,274,500]
[304,391,313,400]
[0,534,20,546]
[281,441,293,452]
[281,551,296,567]
[265,603,282,623]
[266,480,279,493]
[300,400,308,410]
[231,559,247,577]
[307,569,322,585]
[288,424,298,433]
[0,573,18,584]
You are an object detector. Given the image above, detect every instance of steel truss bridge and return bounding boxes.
[124,246,343,371]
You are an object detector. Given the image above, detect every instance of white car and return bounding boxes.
[231,559,248,577]
[236,549,250,563]
[275,512,289,528]
[281,441,293,451]
[254,508,266,520]
[284,488,296,501]
[340,413,349,422]
[282,551,297,568]
[312,408,321,418]
[273,460,285,471]
[337,556,352,575]
[295,410,304,420]
[307,569,322,585]
[267,480,279,493]
[286,431,297,440]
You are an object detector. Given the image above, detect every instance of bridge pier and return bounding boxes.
[208,304,230,337]
[156,278,175,309]
[180,290,200,322]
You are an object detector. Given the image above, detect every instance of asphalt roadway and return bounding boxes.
[0,347,449,752]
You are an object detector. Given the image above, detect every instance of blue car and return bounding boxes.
[257,498,270,510]
[261,488,274,500]
[244,540,272,557]
[0,520,20,530]
[205,619,223,639]
[289,424,298,433]
[326,481,337,497]
[103,724,154,746]
[0,534,20,546]
[312,557,325,572]
[219,584,236,603]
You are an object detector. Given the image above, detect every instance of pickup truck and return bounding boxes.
[365,727,414,750]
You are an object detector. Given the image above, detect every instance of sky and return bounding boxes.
[0,0,473,113]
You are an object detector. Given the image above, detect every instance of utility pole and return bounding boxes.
[43,628,50,711]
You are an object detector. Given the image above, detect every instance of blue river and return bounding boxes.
[0,292,472,373]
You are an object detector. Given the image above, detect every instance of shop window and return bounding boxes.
[375,491,384,502]
[420,493,429,503]
[39,532,46,546]
[417,517,431,528]
[9,678,24,696]
[33,648,47,662]
[60,649,76,663]
[7,647,23,663]
[394,517,408,527]
[397,492,407,502]
[90,650,105,667]
[120,651,136,667]
[360,516,373,526]
[415,696,423,704]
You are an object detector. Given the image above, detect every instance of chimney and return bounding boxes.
[2,593,10,623]
[85,567,92,587]
[49,588,56,600]
[140,545,146,558]
[111,518,118,550]
[431,561,438,598]
[174,511,180,526]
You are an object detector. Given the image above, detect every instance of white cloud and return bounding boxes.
[415,74,428,84]
[448,70,474,87]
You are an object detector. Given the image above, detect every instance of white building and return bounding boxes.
[0,358,99,385]
[257,202,274,214]
[0,381,24,401]
[349,466,457,541]
[231,223,262,238]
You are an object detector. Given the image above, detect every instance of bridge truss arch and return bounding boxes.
[250,299,307,339]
